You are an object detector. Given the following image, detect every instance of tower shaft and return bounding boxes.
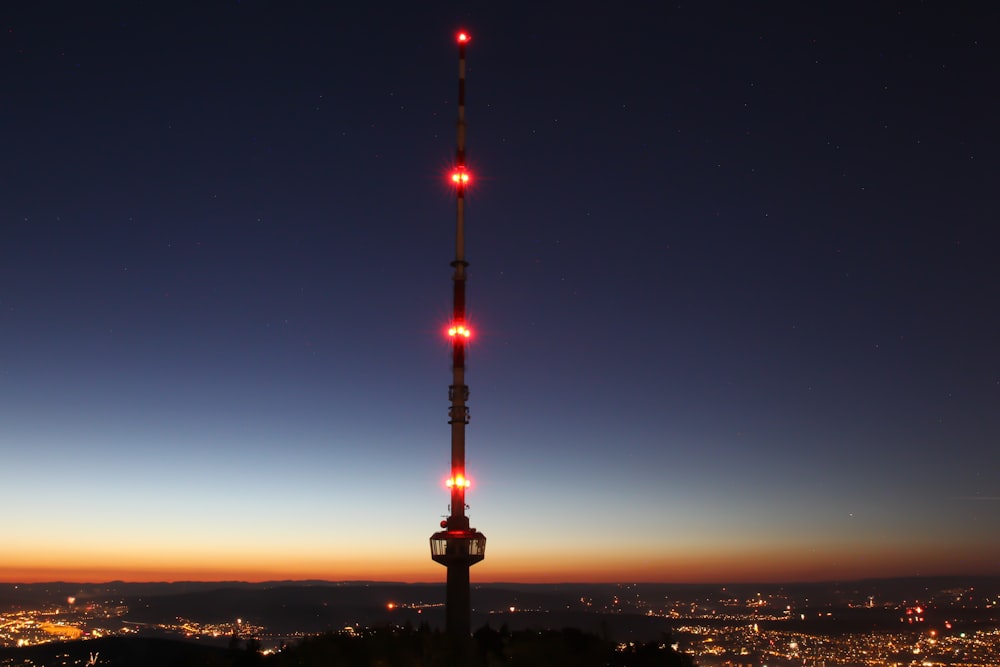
[430,30,485,646]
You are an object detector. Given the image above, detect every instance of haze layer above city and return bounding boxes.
[2,2,998,584]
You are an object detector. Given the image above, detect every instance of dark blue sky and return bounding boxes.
[2,1,998,582]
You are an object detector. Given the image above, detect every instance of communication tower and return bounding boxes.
[428,29,487,643]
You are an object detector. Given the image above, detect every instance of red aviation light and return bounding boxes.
[457,31,470,44]
[448,323,471,339]
[447,475,471,489]
[450,169,471,186]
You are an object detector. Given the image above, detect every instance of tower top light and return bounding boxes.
[457,31,470,44]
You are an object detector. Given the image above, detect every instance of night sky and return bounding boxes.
[2,2,998,584]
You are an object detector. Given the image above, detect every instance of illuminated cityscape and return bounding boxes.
[1,579,998,665]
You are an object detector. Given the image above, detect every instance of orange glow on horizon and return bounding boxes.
[1,537,993,584]
[3,528,996,584]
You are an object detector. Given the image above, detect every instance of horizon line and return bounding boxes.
[4,573,997,587]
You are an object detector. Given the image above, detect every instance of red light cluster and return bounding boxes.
[448,324,471,338]
[904,606,926,623]
[447,475,471,488]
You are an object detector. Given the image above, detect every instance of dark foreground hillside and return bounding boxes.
[0,636,231,666]
[1,625,695,667]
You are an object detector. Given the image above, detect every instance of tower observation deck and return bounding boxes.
[429,30,486,644]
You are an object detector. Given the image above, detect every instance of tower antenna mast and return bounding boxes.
[429,29,486,645]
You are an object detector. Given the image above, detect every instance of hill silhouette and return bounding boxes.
[1,624,695,667]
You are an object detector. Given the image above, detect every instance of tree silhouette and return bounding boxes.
[4,624,695,667]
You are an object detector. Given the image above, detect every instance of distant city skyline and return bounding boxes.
[5,578,996,662]
[2,2,998,584]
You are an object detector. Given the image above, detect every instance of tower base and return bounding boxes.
[430,529,486,641]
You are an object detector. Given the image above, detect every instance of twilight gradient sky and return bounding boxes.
[2,2,998,584]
